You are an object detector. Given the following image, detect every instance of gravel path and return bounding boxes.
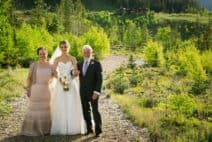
[0,55,148,142]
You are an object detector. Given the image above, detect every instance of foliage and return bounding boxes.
[129,70,143,87]
[57,0,86,34]
[201,50,212,74]
[169,41,206,80]
[15,0,202,13]
[108,24,120,47]
[82,0,199,13]
[0,68,27,116]
[156,26,183,51]
[0,1,211,141]
[156,26,171,50]
[0,0,17,67]
[81,26,110,60]
[166,41,206,80]
[123,20,142,50]
[0,16,15,66]
[155,13,210,24]
[30,0,47,28]
[16,24,56,66]
[128,55,136,69]
[167,94,198,117]
[106,65,212,142]
[112,92,211,142]
[13,24,110,66]
[191,78,210,96]
[46,13,62,33]
[86,11,113,28]
[155,14,210,51]
[86,10,154,49]
[144,40,164,67]
[109,75,130,94]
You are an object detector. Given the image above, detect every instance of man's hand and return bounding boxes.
[92,93,98,100]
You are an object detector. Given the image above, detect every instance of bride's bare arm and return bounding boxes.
[70,56,80,78]
[52,58,59,78]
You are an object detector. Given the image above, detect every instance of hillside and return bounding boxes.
[198,0,212,10]
[14,0,212,12]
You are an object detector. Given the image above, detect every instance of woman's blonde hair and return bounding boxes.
[59,40,70,49]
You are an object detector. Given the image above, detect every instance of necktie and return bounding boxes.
[83,61,89,76]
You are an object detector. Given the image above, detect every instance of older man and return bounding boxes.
[77,45,103,137]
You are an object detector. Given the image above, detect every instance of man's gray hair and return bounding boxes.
[82,44,93,52]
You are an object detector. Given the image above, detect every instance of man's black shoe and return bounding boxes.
[85,130,94,135]
[95,131,102,137]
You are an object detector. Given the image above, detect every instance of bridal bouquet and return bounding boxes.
[59,74,71,91]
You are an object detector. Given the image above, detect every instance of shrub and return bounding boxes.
[201,50,212,75]
[128,55,136,69]
[156,26,182,52]
[16,24,56,66]
[144,40,165,67]
[167,94,198,117]
[110,75,129,94]
[129,70,143,87]
[46,13,63,33]
[166,41,206,80]
[123,20,142,51]
[81,26,110,60]
[143,98,156,108]
[191,78,210,96]
[86,11,113,28]
[0,15,15,66]
[156,26,171,50]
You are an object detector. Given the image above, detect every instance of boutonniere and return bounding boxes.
[91,61,94,65]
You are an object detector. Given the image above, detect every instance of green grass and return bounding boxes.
[0,68,27,116]
[112,94,212,142]
[155,12,210,24]
[111,47,144,59]
[112,94,158,127]
[106,65,212,142]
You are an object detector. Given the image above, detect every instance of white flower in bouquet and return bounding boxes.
[59,74,71,91]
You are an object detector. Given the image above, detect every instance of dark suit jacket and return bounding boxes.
[77,59,103,99]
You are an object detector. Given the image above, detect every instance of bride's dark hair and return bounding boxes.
[59,40,70,49]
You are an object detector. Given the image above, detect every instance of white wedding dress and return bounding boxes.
[50,61,86,135]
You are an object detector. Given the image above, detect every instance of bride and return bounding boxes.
[50,40,86,135]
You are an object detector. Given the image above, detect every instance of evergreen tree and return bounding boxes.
[57,0,74,32]
[74,0,85,17]
[57,0,86,34]
[30,0,48,28]
[123,21,142,51]
[0,0,17,66]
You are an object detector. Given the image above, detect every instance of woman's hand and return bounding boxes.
[24,86,31,97]
[72,69,80,76]
[25,88,31,97]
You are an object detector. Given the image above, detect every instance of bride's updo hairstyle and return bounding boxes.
[59,40,70,52]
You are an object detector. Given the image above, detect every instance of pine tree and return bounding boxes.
[123,21,142,51]
[74,0,85,17]
[0,0,16,66]
[30,0,47,28]
[57,0,74,32]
